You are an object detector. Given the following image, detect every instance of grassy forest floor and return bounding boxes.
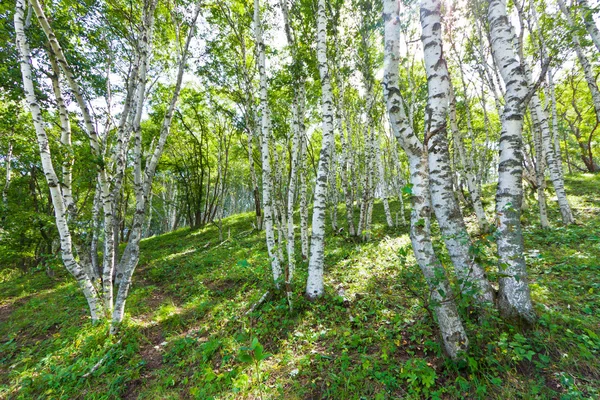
[1,174,599,399]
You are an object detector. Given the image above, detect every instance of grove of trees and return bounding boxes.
[1,0,599,380]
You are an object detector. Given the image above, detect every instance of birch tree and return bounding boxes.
[383,0,468,359]
[486,0,536,323]
[420,0,494,303]
[112,2,201,332]
[515,0,574,225]
[14,0,104,320]
[254,0,283,288]
[16,0,201,329]
[305,0,336,300]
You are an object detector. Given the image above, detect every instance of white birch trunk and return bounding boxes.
[299,131,309,259]
[384,0,468,359]
[15,0,103,321]
[2,141,12,215]
[254,0,282,288]
[376,129,394,227]
[337,101,357,236]
[111,2,200,332]
[29,0,118,313]
[487,0,536,323]
[576,0,600,52]
[390,139,407,225]
[420,0,495,303]
[448,71,489,230]
[285,88,302,299]
[533,124,550,228]
[280,0,301,300]
[546,70,565,180]
[328,150,339,232]
[517,1,574,225]
[305,0,336,300]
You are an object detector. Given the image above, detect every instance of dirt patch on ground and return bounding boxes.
[204,278,239,294]
[0,297,30,325]
[544,373,563,396]
[0,302,16,324]
[122,324,165,400]
[141,325,165,371]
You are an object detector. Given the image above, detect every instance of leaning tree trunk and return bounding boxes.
[487,0,536,323]
[383,0,468,359]
[305,0,336,300]
[558,0,600,129]
[111,1,201,333]
[420,0,494,304]
[576,0,600,52]
[516,0,574,225]
[15,0,103,321]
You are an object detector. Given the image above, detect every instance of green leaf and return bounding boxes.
[238,353,253,363]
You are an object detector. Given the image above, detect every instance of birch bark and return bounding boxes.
[305,0,336,300]
[487,0,536,323]
[15,0,103,321]
[448,83,489,231]
[299,130,309,259]
[420,0,494,303]
[280,0,304,298]
[254,0,282,288]
[376,128,394,227]
[384,0,468,359]
[337,96,357,236]
[517,0,574,225]
[576,0,600,52]
[111,2,201,332]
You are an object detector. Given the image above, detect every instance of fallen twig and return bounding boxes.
[213,237,231,250]
[82,339,122,378]
[244,291,270,316]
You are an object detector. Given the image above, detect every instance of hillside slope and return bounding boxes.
[1,174,599,399]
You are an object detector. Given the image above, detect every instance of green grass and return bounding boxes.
[1,174,599,399]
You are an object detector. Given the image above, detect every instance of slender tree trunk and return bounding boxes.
[299,131,309,259]
[377,129,394,227]
[328,150,339,232]
[305,0,336,300]
[420,0,494,303]
[254,0,282,288]
[390,139,407,225]
[15,0,103,321]
[448,85,489,231]
[384,0,468,359]
[487,0,536,323]
[515,0,575,225]
[111,2,200,332]
[337,104,357,236]
[2,141,12,217]
[286,91,301,306]
[576,0,600,52]
[531,122,550,228]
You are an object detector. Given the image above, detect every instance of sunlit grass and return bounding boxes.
[1,174,599,399]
